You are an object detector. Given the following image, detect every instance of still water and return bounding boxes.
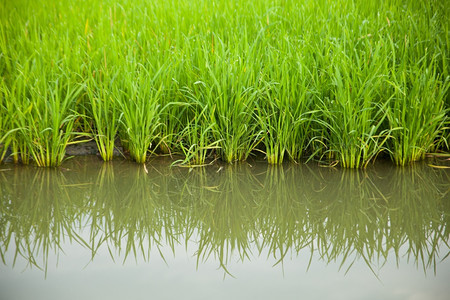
[0,156,449,300]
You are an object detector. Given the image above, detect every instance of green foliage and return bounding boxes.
[0,0,448,167]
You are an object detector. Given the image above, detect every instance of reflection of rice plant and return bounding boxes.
[1,153,448,276]
[0,169,85,274]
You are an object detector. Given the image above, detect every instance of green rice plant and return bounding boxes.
[203,40,261,163]
[0,90,26,164]
[1,53,83,167]
[377,0,450,165]
[0,79,13,163]
[386,57,449,166]
[0,0,86,166]
[178,113,219,166]
[0,23,12,163]
[156,65,189,156]
[18,74,83,167]
[1,59,35,165]
[0,13,28,164]
[115,63,163,164]
[157,99,184,156]
[314,42,391,168]
[256,49,316,164]
[175,89,220,165]
[85,70,121,161]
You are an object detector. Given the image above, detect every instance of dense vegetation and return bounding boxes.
[1,0,449,167]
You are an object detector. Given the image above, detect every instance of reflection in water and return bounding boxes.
[0,158,448,276]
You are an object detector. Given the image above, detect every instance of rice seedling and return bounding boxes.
[314,43,392,168]
[114,62,163,164]
[3,52,83,167]
[0,80,14,163]
[14,70,83,167]
[156,64,190,156]
[84,69,121,161]
[381,0,449,165]
[386,59,449,165]
[200,41,262,163]
[256,50,316,164]
[0,27,11,163]
[176,103,220,166]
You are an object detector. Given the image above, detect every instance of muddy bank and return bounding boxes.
[65,141,124,157]
[0,141,124,163]
[1,141,449,168]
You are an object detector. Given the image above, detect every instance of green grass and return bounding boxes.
[0,0,448,167]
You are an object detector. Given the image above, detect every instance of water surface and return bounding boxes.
[0,157,449,300]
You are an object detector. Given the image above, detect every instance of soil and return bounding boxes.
[0,141,125,163]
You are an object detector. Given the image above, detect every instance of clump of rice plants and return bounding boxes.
[202,43,262,163]
[84,74,121,162]
[315,44,392,168]
[2,51,82,167]
[0,78,16,163]
[176,102,219,166]
[256,50,316,164]
[14,71,82,167]
[386,63,449,166]
[115,63,163,164]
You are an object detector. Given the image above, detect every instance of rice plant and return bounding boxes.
[386,60,449,165]
[176,99,220,166]
[0,79,14,163]
[202,41,262,163]
[115,62,163,164]
[256,50,316,164]
[314,43,392,168]
[84,69,121,161]
[18,73,82,167]
[5,57,82,167]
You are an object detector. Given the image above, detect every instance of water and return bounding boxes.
[0,156,449,300]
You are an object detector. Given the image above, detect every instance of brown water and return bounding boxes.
[0,156,449,300]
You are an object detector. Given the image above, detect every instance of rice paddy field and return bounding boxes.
[1,0,449,167]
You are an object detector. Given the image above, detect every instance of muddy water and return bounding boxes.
[0,156,449,300]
